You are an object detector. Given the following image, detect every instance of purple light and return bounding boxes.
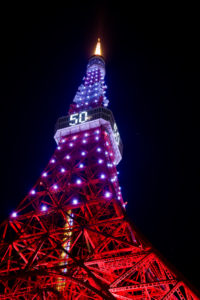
[41,205,47,212]
[72,198,78,205]
[11,212,17,218]
[100,174,106,179]
[105,191,111,198]
[76,179,82,185]
[107,163,113,168]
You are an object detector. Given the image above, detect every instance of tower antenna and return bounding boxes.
[94,38,102,56]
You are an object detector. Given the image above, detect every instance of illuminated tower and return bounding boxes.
[0,40,198,299]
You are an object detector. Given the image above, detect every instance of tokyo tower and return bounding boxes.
[0,39,198,299]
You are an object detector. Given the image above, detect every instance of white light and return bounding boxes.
[57,146,61,150]
[79,163,84,168]
[81,151,86,156]
[100,174,106,179]
[95,130,100,134]
[69,143,74,147]
[61,168,65,173]
[72,136,77,140]
[76,179,82,185]
[51,159,56,163]
[105,151,108,156]
[30,190,36,195]
[118,196,121,200]
[42,172,47,177]
[53,184,58,190]
[105,191,111,198]
[95,136,99,141]
[107,163,113,168]
[84,133,89,137]
[97,147,101,152]
[41,205,47,211]
[72,198,78,205]
[61,139,66,143]
[82,139,87,144]
[66,155,70,160]
[11,212,17,218]
[98,159,103,164]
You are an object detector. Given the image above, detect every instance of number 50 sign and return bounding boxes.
[69,111,88,126]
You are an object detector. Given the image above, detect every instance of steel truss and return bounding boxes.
[0,126,198,299]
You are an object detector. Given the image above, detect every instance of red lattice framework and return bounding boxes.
[0,127,198,299]
[0,42,199,299]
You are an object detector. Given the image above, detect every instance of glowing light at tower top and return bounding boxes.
[94,38,102,56]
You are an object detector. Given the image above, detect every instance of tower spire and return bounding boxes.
[94,38,102,56]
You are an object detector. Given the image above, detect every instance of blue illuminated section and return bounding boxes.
[69,55,109,114]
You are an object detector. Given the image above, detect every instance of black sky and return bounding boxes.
[0,4,199,291]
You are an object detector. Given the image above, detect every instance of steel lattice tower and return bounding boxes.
[0,40,198,299]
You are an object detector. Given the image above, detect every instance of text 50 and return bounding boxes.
[69,111,88,126]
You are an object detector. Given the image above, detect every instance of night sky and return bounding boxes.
[1,4,199,291]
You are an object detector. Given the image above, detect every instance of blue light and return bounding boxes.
[72,198,78,205]
[105,191,111,198]
[100,174,106,179]
[11,212,17,218]
[41,205,47,212]
[98,159,103,164]
[53,184,58,190]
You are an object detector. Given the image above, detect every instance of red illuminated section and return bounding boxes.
[0,39,198,299]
